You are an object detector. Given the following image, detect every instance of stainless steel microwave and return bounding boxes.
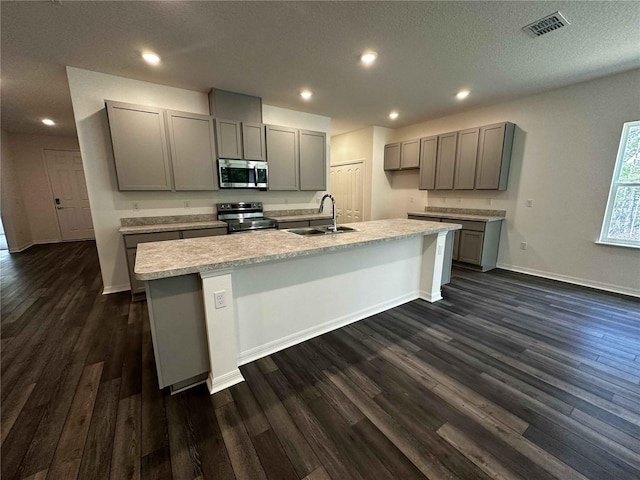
[218,159,268,189]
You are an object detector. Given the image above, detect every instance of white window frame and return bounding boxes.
[598,120,640,248]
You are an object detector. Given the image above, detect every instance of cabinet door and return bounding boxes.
[299,130,326,191]
[476,122,515,190]
[419,136,437,190]
[106,101,172,191]
[458,230,484,265]
[215,119,243,159]
[384,143,401,170]
[452,230,461,261]
[242,122,266,161]
[454,128,479,190]
[266,125,299,190]
[435,132,457,189]
[400,139,420,169]
[167,111,218,191]
[126,249,146,294]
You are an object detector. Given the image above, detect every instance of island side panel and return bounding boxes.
[145,274,210,390]
[232,236,427,365]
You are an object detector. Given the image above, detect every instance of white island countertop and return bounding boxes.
[135,218,460,281]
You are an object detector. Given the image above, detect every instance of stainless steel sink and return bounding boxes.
[287,225,359,236]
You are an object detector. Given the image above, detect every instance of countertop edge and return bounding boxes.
[407,212,505,222]
[119,221,228,235]
[135,223,460,281]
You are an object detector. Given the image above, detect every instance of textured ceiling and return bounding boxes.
[2,1,639,137]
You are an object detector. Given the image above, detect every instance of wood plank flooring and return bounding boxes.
[2,241,639,479]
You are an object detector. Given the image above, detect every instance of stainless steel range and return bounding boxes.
[216,202,277,233]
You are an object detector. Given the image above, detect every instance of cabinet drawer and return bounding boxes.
[408,215,441,222]
[309,219,331,227]
[442,219,485,232]
[124,231,181,248]
[181,228,227,239]
[277,220,310,229]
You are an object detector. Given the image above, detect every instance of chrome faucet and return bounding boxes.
[319,194,337,232]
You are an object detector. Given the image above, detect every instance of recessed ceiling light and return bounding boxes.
[300,90,313,100]
[42,118,55,126]
[360,51,378,65]
[456,90,470,100]
[389,111,399,120]
[142,52,161,65]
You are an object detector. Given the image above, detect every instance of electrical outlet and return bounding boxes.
[409,197,415,203]
[527,199,533,207]
[184,201,190,208]
[214,290,226,309]
[520,241,528,250]
[132,202,139,210]
[441,198,447,204]
[485,198,493,206]
[456,198,462,204]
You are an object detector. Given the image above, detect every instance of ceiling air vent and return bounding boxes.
[523,11,570,37]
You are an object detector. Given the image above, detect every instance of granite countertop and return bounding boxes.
[265,213,333,222]
[408,207,506,222]
[135,218,461,281]
[118,214,227,235]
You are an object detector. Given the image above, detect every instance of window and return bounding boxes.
[599,120,640,247]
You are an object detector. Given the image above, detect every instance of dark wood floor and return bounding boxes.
[2,241,639,480]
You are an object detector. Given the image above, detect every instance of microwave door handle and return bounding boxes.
[254,166,259,186]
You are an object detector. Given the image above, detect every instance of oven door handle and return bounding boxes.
[254,166,259,186]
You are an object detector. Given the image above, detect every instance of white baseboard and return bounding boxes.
[207,369,245,394]
[238,291,418,366]
[496,263,640,298]
[102,283,130,295]
[419,290,443,303]
[8,242,34,253]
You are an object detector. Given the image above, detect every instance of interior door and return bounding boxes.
[330,161,364,224]
[44,149,95,241]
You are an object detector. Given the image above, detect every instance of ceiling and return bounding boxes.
[2,1,639,138]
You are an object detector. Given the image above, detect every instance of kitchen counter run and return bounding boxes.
[119,219,228,235]
[265,213,333,222]
[407,211,505,222]
[135,218,460,280]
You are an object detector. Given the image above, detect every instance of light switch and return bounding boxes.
[527,199,533,207]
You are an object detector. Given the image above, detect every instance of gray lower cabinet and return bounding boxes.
[453,128,479,190]
[124,228,226,301]
[242,122,267,161]
[106,101,173,191]
[435,132,457,189]
[146,274,210,392]
[384,143,401,170]
[266,125,299,190]
[408,215,503,272]
[215,119,243,159]
[476,122,515,190]
[299,130,327,191]
[419,136,437,190]
[166,111,218,191]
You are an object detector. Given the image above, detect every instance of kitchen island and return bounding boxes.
[135,218,460,394]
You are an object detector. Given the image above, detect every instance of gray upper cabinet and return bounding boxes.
[106,101,173,191]
[215,119,243,159]
[299,130,326,191]
[384,143,401,170]
[435,132,458,189]
[419,136,437,190]
[166,111,218,191]
[384,140,419,170]
[476,122,515,190]
[453,127,479,190]
[266,125,299,190]
[401,139,420,169]
[242,122,266,161]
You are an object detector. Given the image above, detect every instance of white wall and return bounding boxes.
[7,133,81,243]
[66,67,330,293]
[388,69,640,296]
[1,131,33,251]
